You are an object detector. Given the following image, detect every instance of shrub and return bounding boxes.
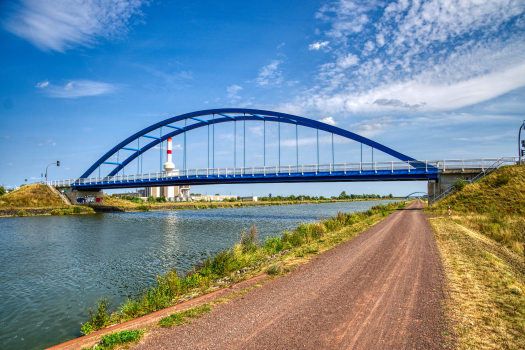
[210,250,233,275]
[156,196,167,203]
[91,329,144,350]
[454,178,468,191]
[136,205,150,212]
[50,209,63,215]
[240,225,260,253]
[267,263,283,275]
[81,297,112,335]
[61,209,72,215]
[73,206,82,214]
[146,196,156,203]
[17,210,28,217]
[493,173,511,187]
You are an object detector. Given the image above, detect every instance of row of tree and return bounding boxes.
[258,191,394,202]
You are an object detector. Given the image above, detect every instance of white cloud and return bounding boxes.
[227,85,242,100]
[291,0,525,114]
[277,42,285,49]
[35,81,49,88]
[318,116,338,126]
[309,41,330,50]
[3,0,147,52]
[454,134,508,142]
[38,80,117,98]
[1,136,11,139]
[255,60,283,86]
[7,163,12,166]
[336,53,359,69]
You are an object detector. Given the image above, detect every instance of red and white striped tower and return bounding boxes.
[163,138,175,172]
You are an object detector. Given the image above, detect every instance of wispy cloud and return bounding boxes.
[3,0,147,52]
[1,136,11,139]
[227,85,242,101]
[35,81,49,88]
[309,41,330,50]
[290,0,525,114]
[454,134,508,142]
[255,60,283,86]
[37,80,117,98]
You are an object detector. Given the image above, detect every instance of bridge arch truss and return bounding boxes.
[81,108,420,180]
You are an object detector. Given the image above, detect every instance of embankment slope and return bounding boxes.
[427,164,525,349]
[0,183,64,207]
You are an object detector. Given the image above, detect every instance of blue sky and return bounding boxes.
[1,0,524,197]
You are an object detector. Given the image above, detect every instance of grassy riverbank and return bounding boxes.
[0,183,95,217]
[102,194,396,212]
[426,164,525,349]
[80,200,407,336]
[426,165,525,255]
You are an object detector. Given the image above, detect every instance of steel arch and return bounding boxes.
[80,108,420,179]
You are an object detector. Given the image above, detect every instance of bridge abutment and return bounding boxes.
[66,189,104,205]
[428,170,480,203]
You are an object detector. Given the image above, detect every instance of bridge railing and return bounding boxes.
[46,157,518,187]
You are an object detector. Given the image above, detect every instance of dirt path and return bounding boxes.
[136,200,446,349]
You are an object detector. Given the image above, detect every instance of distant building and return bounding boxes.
[146,185,190,201]
[192,195,236,202]
[240,196,258,202]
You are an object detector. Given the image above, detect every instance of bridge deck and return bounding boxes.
[47,158,516,190]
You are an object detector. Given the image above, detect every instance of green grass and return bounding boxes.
[0,183,64,207]
[426,165,525,255]
[82,329,144,350]
[158,305,211,328]
[430,218,525,349]
[80,201,404,334]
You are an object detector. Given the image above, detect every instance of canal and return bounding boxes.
[0,200,396,349]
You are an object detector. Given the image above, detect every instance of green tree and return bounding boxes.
[0,186,5,196]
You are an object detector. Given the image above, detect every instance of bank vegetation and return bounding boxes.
[426,165,525,349]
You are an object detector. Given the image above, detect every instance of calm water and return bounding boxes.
[0,201,395,350]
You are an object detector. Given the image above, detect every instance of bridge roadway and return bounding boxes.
[47,158,515,190]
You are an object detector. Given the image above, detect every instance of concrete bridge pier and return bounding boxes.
[428,169,481,203]
[63,188,104,205]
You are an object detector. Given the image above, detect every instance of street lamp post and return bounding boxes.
[45,161,60,184]
[518,120,525,165]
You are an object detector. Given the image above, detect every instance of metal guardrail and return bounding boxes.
[45,157,518,187]
[429,158,508,205]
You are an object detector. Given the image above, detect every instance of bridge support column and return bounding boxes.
[68,189,104,205]
[428,170,480,204]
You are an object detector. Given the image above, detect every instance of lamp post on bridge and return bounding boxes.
[520,120,525,165]
[45,161,60,184]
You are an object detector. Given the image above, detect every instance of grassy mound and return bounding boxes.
[0,183,64,207]
[426,164,525,255]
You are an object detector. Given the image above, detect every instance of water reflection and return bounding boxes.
[0,200,396,349]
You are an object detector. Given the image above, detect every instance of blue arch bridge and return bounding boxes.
[48,109,516,202]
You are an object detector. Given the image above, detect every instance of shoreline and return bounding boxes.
[0,198,404,218]
[47,200,407,349]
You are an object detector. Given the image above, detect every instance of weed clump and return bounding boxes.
[84,329,144,350]
[136,205,150,212]
[81,297,112,335]
[454,178,468,191]
[50,209,63,216]
[158,305,211,328]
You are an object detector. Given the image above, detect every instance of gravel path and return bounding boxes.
[135,200,446,349]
